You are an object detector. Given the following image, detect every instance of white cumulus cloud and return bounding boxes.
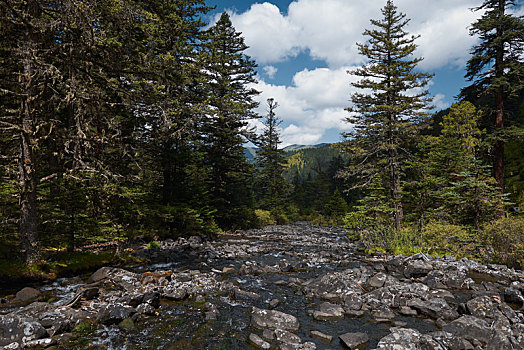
[230,0,482,69]
[262,65,278,79]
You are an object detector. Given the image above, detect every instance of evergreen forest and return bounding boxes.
[1,0,524,282]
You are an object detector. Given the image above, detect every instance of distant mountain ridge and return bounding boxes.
[244,143,330,161]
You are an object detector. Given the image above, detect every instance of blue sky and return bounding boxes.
[206,0,521,146]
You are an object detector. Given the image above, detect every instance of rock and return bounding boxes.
[164,288,188,301]
[312,302,344,320]
[269,299,280,308]
[23,338,56,348]
[311,330,333,343]
[87,266,112,283]
[343,293,363,311]
[372,306,395,321]
[368,273,387,288]
[0,316,47,347]
[466,296,500,319]
[248,333,270,349]
[14,287,41,302]
[262,329,275,341]
[339,332,369,349]
[504,287,524,307]
[136,303,156,315]
[404,260,433,278]
[374,328,424,349]
[443,315,492,345]
[97,304,136,325]
[222,266,235,274]
[143,291,161,308]
[408,298,458,320]
[398,306,417,316]
[118,318,136,331]
[275,329,301,345]
[251,307,300,331]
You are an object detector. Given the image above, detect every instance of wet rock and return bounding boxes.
[312,302,344,320]
[443,315,491,345]
[430,331,474,350]
[204,302,219,321]
[14,287,41,302]
[251,307,300,331]
[248,333,270,349]
[311,330,332,343]
[97,304,136,325]
[371,306,395,321]
[339,332,369,349]
[403,260,433,278]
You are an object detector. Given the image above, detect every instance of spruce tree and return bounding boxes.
[255,98,288,209]
[344,0,433,230]
[203,12,260,228]
[461,0,524,193]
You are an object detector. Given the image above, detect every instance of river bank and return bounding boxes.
[1,223,523,349]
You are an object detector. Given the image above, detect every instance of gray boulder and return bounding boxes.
[251,307,300,331]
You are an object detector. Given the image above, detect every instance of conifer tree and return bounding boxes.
[344,0,433,230]
[461,0,524,193]
[203,12,260,227]
[255,98,288,209]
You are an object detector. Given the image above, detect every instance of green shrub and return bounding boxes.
[482,217,524,269]
[146,241,160,250]
[255,209,276,226]
[422,221,475,258]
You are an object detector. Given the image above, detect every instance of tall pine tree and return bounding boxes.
[255,98,288,209]
[203,12,260,228]
[343,0,433,230]
[461,0,524,194]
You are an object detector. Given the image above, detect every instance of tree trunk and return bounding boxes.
[494,0,505,194]
[18,41,41,264]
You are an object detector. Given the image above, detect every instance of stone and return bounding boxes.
[466,296,499,319]
[398,306,417,316]
[368,273,387,288]
[97,304,136,325]
[136,303,156,316]
[443,315,492,345]
[374,328,423,349]
[313,302,344,320]
[408,298,458,320]
[251,307,300,331]
[248,333,270,349]
[404,260,433,278]
[0,316,47,347]
[311,330,333,343]
[23,338,56,349]
[275,329,301,345]
[222,266,235,274]
[339,332,369,349]
[118,318,136,331]
[164,288,188,301]
[87,266,112,283]
[14,287,41,302]
[504,287,524,307]
[372,306,395,321]
[262,329,275,341]
[269,299,280,308]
